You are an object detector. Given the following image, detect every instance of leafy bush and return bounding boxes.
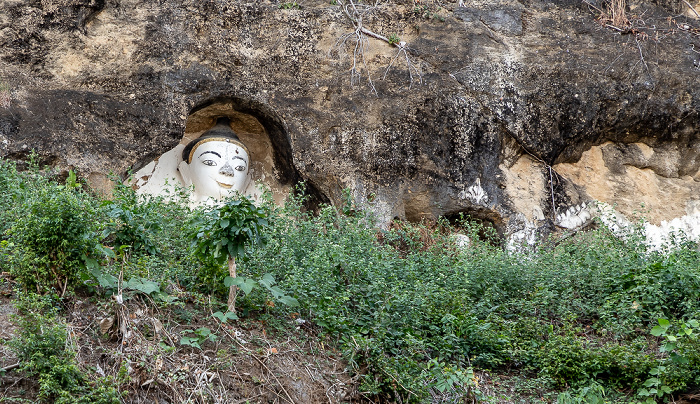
[191,196,270,267]
[241,197,479,401]
[6,178,104,293]
[102,181,161,255]
[238,194,700,401]
[9,293,121,403]
[191,195,271,312]
[102,180,199,259]
[0,159,24,235]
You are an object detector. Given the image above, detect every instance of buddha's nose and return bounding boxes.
[219,163,235,177]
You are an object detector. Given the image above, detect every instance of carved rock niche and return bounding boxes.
[132,101,291,205]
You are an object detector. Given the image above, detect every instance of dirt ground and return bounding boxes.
[0,274,361,403]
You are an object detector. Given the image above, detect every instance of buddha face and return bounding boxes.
[188,140,249,201]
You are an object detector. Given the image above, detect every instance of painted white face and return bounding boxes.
[189,140,249,202]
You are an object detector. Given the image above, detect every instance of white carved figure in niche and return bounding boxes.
[459,178,488,205]
[178,117,250,203]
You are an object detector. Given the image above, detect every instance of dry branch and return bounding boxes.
[681,0,700,19]
[1,362,20,372]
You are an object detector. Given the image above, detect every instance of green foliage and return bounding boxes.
[3,156,700,402]
[241,197,479,401]
[413,5,446,22]
[635,318,700,403]
[425,358,482,401]
[191,196,269,266]
[557,381,606,404]
[8,293,121,403]
[224,273,299,307]
[212,310,239,323]
[278,1,300,9]
[102,180,160,255]
[101,179,196,260]
[6,173,104,293]
[387,33,401,45]
[0,159,24,235]
[238,193,700,401]
[180,327,218,349]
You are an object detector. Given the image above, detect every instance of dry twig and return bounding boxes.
[333,0,422,93]
[1,362,20,372]
[681,0,700,20]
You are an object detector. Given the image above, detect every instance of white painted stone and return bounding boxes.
[555,202,592,229]
[459,178,488,205]
[452,233,471,249]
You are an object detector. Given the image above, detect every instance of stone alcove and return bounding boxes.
[132,96,325,206]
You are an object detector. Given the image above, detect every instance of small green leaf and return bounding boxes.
[84,256,100,270]
[97,244,116,258]
[225,277,257,295]
[213,311,239,323]
[125,278,160,295]
[277,296,300,307]
[643,378,659,387]
[180,337,201,349]
[657,318,670,327]
[651,326,665,336]
[670,352,689,364]
[195,327,211,337]
[261,273,275,287]
[240,278,257,295]
[269,286,285,298]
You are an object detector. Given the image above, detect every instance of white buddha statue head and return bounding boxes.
[178,117,250,203]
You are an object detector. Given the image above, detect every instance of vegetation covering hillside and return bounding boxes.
[1,158,699,403]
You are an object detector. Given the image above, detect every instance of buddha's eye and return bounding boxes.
[202,160,217,167]
[235,165,246,172]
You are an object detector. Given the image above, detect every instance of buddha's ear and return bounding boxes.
[178,161,192,187]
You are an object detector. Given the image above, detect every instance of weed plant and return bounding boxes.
[8,293,122,403]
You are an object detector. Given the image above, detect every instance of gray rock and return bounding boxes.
[0,0,698,241]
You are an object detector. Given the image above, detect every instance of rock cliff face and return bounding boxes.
[1,0,699,241]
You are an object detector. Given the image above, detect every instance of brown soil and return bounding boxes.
[0,274,361,403]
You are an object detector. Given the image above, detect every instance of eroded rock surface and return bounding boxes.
[0,0,698,239]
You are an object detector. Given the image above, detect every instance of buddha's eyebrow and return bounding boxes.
[199,151,221,158]
[231,156,246,162]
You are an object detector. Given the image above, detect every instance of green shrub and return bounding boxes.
[102,180,161,255]
[7,180,103,293]
[238,195,700,401]
[0,159,24,235]
[9,293,121,403]
[240,197,480,401]
[190,195,271,313]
